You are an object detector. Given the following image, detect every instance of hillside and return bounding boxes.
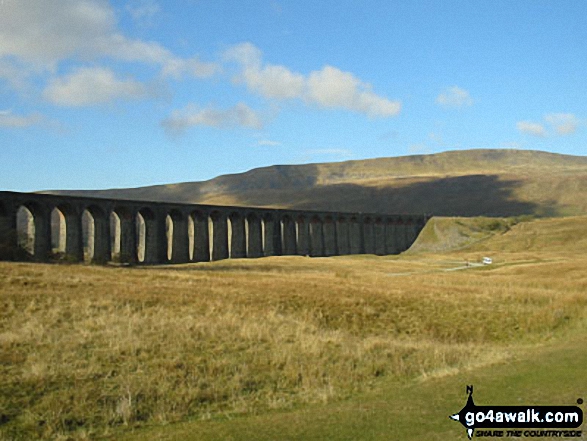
[410,215,587,254]
[47,149,587,217]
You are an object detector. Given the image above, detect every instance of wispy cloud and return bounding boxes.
[43,67,151,106]
[126,0,161,28]
[544,113,579,135]
[516,121,547,137]
[436,86,473,108]
[224,42,401,118]
[161,103,264,136]
[0,109,43,128]
[516,113,581,137]
[0,0,220,79]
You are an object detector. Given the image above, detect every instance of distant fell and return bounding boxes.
[47,149,587,217]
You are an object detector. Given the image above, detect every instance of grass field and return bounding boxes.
[1,216,586,440]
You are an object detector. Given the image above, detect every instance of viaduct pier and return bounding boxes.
[0,191,429,264]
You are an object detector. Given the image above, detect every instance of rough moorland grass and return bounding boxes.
[118,331,587,441]
[1,238,587,440]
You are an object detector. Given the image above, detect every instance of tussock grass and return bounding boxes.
[2,217,587,439]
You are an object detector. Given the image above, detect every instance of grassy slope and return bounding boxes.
[111,215,587,441]
[116,334,587,441]
[47,149,587,217]
[2,216,586,440]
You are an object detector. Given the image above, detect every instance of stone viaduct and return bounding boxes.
[0,191,429,264]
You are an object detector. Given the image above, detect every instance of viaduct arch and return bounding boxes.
[0,191,429,264]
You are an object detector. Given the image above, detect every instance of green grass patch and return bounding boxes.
[113,333,587,441]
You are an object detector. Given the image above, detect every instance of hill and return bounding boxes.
[409,215,587,253]
[46,149,587,217]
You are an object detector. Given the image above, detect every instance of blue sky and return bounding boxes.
[1,0,586,191]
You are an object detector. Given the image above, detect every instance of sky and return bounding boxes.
[1,0,586,192]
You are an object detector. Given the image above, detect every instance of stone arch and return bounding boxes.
[363,216,375,255]
[0,200,17,260]
[295,214,309,256]
[54,203,84,261]
[309,215,324,257]
[336,215,350,255]
[19,200,52,261]
[348,216,362,254]
[168,209,189,264]
[187,213,195,261]
[51,206,66,256]
[111,207,137,264]
[246,212,263,258]
[404,216,418,251]
[16,205,35,258]
[281,214,296,255]
[384,217,398,254]
[84,204,111,263]
[191,210,210,262]
[109,211,119,259]
[262,213,281,256]
[135,210,147,263]
[323,215,337,256]
[210,210,228,261]
[374,217,386,255]
[395,217,408,252]
[228,211,246,259]
[138,207,166,264]
[165,213,173,261]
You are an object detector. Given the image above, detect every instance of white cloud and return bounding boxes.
[161,57,221,80]
[544,113,579,135]
[126,0,161,27]
[0,109,43,128]
[0,58,32,91]
[516,121,547,137]
[516,113,582,138]
[0,0,219,78]
[225,43,305,99]
[224,42,401,118]
[0,0,115,66]
[436,86,473,108]
[43,67,149,106]
[162,103,264,135]
[243,64,306,100]
[307,66,400,117]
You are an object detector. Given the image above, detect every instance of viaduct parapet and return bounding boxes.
[0,191,429,264]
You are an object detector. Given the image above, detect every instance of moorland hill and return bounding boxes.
[48,149,587,217]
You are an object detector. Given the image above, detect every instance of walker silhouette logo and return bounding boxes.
[449,386,583,439]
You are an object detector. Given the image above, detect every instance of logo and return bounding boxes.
[450,386,583,439]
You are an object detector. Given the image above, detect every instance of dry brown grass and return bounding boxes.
[1,242,587,440]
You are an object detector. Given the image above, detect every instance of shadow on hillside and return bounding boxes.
[50,172,550,217]
[233,174,543,217]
